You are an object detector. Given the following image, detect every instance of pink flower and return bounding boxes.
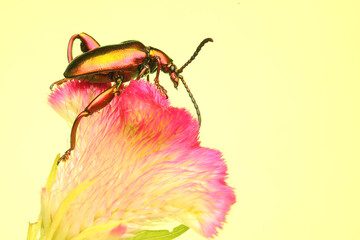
[33,80,235,240]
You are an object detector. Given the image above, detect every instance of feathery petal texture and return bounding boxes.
[43,80,236,239]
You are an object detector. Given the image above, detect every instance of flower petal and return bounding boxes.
[45,80,235,239]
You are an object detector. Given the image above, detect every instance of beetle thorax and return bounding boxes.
[149,47,173,69]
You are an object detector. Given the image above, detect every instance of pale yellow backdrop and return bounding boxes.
[0,0,359,239]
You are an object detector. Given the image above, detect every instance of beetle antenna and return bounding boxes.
[179,75,201,127]
[177,38,213,73]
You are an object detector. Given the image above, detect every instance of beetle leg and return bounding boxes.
[153,57,168,98]
[153,57,161,85]
[136,65,150,81]
[157,84,168,98]
[67,33,100,62]
[58,83,122,163]
[50,78,73,91]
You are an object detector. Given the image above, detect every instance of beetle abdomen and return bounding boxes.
[64,41,148,78]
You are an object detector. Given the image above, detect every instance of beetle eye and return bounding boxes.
[170,65,175,72]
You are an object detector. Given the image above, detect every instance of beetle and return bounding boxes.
[53,33,213,162]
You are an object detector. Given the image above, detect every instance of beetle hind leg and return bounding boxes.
[58,83,122,164]
[50,78,73,91]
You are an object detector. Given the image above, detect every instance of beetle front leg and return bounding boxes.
[152,57,168,98]
[58,83,122,163]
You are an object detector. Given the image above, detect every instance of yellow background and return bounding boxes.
[0,0,359,239]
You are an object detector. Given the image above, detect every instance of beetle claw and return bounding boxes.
[157,85,168,99]
[58,150,71,164]
[50,78,72,91]
[50,83,55,91]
